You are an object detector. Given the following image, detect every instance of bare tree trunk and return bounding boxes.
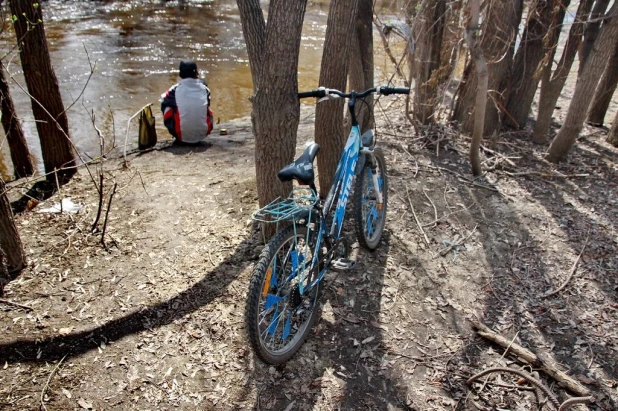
[505,0,568,129]
[452,0,523,135]
[607,110,618,146]
[0,178,25,275]
[0,62,34,179]
[411,0,446,126]
[534,0,595,143]
[236,0,265,90]
[439,0,464,74]
[586,39,618,126]
[579,0,611,71]
[547,2,618,162]
[465,0,488,176]
[347,0,374,133]
[237,0,307,209]
[11,0,76,183]
[315,0,359,198]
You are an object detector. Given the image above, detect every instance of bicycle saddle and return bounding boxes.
[277,142,320,185]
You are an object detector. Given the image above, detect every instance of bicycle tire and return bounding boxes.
[354,147,388,250]
[245,225,322,365]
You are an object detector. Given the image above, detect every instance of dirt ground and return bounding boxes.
[0,97,617,411]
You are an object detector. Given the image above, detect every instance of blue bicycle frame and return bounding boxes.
[299,124,362,292]
[276,86,406,296]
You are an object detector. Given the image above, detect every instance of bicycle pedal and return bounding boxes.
[331,258,356,271]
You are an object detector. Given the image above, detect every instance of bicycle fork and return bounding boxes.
[361,149,384,208]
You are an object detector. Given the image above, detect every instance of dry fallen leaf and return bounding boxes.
[362,336,375,345]
[78,398,93,409]
[59,326,74,335]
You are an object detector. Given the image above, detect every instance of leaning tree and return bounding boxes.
[547,1,618,162]
[579,0,611,72]
[533,0,595,142]
[607,111,618,146]
[0,177,25,292]
[586,38,618,126]
[0,60,34,178]
[10,0,76,182]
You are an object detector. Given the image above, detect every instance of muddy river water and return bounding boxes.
[2,0,384,179]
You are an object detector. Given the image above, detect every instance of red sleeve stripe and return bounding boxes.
[174,110,182,140]
[206,108,213,134]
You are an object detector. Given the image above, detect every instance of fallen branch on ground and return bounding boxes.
[467,366,561,409]
[542,231,590,298]
[497,170,590,179]
[0,298,33,311]
[467,367,594,410]
[470,319,592,397]
[422,189,438,227]
[405,184,430,245]
[40,354,67,411]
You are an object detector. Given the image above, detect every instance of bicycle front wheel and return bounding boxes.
[354,147,388,250]
[245,225,321,365]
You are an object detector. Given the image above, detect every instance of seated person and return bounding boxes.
[160,60,213,144]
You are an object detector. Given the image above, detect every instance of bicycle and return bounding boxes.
[245,85,410,365]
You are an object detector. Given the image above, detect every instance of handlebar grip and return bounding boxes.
[298,89,327,99]
[379,86,410,96]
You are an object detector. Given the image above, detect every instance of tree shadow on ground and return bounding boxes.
[431,139,617,409]
[0,231,260,363]
[512,141,617,383]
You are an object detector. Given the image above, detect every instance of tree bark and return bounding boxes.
[236,0,266,91]
[412,0,446,126]
[10,0,76,183]
[534,0,595,143]
[607,110,618,146]
[315,0,359,198]
[547,2,618,162]
[579,0,611,71]
[465,0,488,176]
[452,0,523,135]
[347,0,374,134]
[0,62,34,179]
[0,247,7,296]
[0,177,25,275]
[504,0,568,129]
[586,38,618,126]
[237,0,307,209]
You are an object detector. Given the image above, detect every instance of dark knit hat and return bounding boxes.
[179,60,198,79]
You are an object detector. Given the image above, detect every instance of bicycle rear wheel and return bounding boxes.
[245,225,321,365]
[354,147,388,250]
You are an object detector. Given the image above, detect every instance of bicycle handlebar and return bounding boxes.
[298,85,410,100]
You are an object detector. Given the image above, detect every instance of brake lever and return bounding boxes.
[318,95,340,103]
